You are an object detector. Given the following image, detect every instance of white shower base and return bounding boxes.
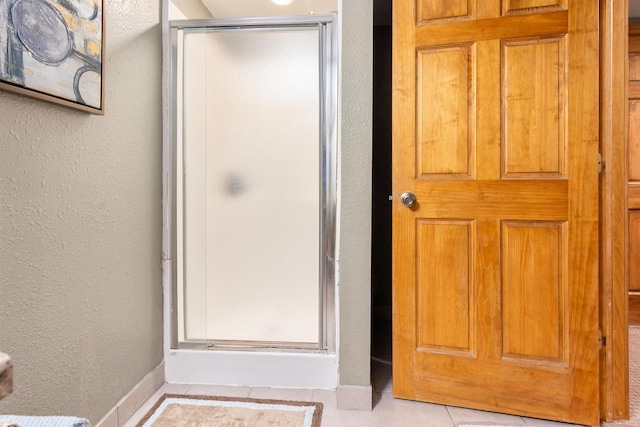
[165,349,337,389]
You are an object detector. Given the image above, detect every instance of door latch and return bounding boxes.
[598,153,605,174]
[598,329,606,350]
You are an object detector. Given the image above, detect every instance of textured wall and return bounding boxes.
[0,0,163,423]
[339,0,373,387]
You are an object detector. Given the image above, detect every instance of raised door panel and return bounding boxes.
[630,295,640,325]
[630,212,640,291]
[502,0,566,15]
[630,31,640,326]
[416,220,475,353]
[629,54,640,81]
[417,45,475,179]
[631,100,640,181]
[630,183,640,210]
[417,0,473,23]
[502,37,566,179]
[502,221,567,363]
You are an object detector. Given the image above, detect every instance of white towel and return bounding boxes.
[0,417,89,427]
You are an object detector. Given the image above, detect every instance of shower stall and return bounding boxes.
[164,15,338,386]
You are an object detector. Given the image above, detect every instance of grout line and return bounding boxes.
[445,405,457,426]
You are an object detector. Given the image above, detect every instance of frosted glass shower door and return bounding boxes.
[179,27,321,345]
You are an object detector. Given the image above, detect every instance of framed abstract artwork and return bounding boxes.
[0,0,104,114]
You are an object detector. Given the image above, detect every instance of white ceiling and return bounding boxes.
[170,0,212,19]
[201,0,337,18]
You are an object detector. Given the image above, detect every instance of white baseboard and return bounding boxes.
[165,349,337,389]
[95,362,165,427]
[336,384,373,411]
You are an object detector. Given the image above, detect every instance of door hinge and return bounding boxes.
[598,329,606,350]
[598,153,605,173]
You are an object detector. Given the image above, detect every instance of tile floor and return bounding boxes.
[123,360,586,427]
[124,319,588,426]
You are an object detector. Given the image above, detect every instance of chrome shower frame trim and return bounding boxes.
[169,26,179,350]
[170,15,333,29]
[321,18,338,354]
[169,16,337,353]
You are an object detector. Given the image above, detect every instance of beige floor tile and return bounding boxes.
[312,389,379,426]
[186,383,251,398]
[374,392,455,427]
[248,386,314,402]
[311,388,338,406]
[447,406,527,425]
[320,409,381,427]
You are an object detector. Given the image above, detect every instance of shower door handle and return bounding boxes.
[401,192,417,208]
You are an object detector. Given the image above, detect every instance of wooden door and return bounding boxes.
[392,1,600,426]
[628,24,640,324]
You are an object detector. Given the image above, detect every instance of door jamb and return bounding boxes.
[600,0,629,421]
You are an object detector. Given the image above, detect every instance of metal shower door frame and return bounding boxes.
[167,15,337,353]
